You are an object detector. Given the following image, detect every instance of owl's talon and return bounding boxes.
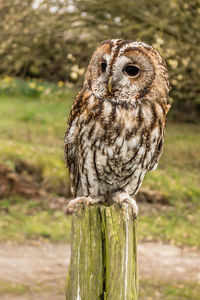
[66,196,105,214]
[112,192,138,217]
[66,197,87,213]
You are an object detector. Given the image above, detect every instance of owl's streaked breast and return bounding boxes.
[76,98,163,196]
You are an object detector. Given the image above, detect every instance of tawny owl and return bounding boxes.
[64,39,170,215]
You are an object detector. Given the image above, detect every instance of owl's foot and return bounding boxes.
[67,196,105,214]
[112,192,138,217]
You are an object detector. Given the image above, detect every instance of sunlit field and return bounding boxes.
[1,1,200,298]
[0,78,199,248]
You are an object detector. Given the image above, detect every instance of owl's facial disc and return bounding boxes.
[110,51,156,102]
[91,50,155,102]
[108,65,140,94]
[85,39,168,104]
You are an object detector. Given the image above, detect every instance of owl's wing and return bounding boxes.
[64,132,79,197]
[147,133,164,172]
[148,103,170,172]
[64,93,82,197]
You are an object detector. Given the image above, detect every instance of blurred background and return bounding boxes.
[0,0,199,299]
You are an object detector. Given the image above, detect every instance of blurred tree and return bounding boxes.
[0,0,199,120]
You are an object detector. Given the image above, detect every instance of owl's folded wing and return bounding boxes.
[64,142,79,197]
[147,134,164,172]
[64,92,84,197]
[64,121,80,197]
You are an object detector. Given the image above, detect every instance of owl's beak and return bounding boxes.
[108,76,113,93]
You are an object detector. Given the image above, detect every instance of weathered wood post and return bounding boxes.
[66,204,138,300]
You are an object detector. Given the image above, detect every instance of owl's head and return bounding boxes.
[84,39,169,106]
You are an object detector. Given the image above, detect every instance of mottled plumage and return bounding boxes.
[64,39,170,214]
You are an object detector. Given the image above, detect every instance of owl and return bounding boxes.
[64,39,170,215]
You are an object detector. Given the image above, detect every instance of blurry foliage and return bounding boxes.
[0,76,74,99]
[0,0,200,120]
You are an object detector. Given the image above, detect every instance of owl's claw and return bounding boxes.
[112,192,138,217]
[66,196,105,214]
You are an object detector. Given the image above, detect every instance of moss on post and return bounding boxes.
[66,205,103,300]
[66,204,138,300]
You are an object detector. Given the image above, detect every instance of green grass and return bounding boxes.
[1,279,199,299]
[0,94,74,191]
[0,281,30,295]
[0,198,71,243]
[139,279,200,300]
[0,281,64,296]
[0,84,200,247]
[138,209,200,247]
[138,123,200,247]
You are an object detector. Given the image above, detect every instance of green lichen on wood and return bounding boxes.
[66,204,138,300]
[100,204,138,300]
[66,205,103,300]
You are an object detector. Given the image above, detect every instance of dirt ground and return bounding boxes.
[0,242,200,299]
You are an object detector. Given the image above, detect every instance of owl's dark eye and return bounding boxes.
[101,62,107,73]
[124,65,140,77]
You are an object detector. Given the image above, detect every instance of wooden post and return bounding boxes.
[66,204,138,300]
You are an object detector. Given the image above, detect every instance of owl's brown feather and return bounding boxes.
[64,39,170,201]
